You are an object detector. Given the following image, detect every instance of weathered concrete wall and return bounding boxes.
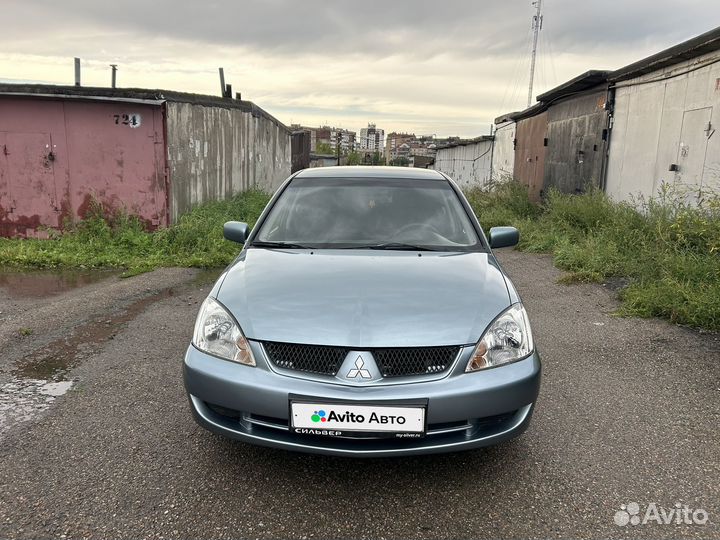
[545,88,608,193]
[514,112,548,201]
[0,97,166,237]
[291,130,311,173]
[492,121,515,180]
[606,49,720,203]
[165,101,291,222]
[433,139,493,188]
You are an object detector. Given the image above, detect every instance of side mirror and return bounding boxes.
[223,221,249,244]
[488,226,519,249]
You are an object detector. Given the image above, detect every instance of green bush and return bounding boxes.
[466,181,720,331]
[0,189,271,275]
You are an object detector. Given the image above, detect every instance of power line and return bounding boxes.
[500,25,534,113]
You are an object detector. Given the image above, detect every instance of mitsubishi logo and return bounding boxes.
[346,356,372,379]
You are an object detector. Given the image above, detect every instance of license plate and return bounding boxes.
[291,402,425,437]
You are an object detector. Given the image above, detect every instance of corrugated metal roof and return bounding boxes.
[496,71,609,125]
[0,83,289,132]
[507,102,548,122]
[609,25,720,82]
[536,70,611,103]
[494,112,520,125]
[435,135,493,150]
[0,89,164,106]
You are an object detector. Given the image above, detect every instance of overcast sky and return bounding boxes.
[2,1,719,137]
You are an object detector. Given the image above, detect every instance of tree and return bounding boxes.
[315,142,334,155]
[390,157,410,167]
[347,151,362,165]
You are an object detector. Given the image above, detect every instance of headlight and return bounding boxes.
[466,303,534,372]
[192,297,256,366]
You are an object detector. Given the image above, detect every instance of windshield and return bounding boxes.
[253,177,481,250]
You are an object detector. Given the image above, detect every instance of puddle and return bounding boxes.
[0,378,75,436]
[0,268,120,299]
[1,287,175,438]
[37,380,74,396]
[13,287,175,381]
[190,267,224,287]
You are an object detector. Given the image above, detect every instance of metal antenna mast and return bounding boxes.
[527,0,543,107]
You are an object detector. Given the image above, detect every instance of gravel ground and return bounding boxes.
[0,250,718,540]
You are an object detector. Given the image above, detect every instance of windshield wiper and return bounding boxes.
[250,241,441,251]
[348,242,440,251]
[249,240,314,249]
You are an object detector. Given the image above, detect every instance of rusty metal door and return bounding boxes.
[0,133,12,224]
[151,108,169,227]
[2,132,59,235]
[514,112,548,202]
[676,107,712,192]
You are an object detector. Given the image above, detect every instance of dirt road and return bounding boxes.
[0,251,718,539]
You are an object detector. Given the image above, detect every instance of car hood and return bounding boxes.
[216,249,511,348]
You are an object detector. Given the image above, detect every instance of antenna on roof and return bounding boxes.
[218,67,226,97]
[74,58,81,87]
[527,0,543,107]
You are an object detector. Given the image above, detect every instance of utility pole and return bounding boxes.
[336,131,341,166]
[110,64,117,88]
[527,0,543,108]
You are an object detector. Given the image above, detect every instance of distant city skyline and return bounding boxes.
[2,0,719,137]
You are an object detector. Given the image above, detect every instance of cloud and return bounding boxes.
[6,0,717,57]
[2,0,719,136]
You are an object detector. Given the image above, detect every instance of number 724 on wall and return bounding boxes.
[113,113,142,128]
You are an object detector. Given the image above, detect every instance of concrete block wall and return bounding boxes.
[165,101,291,223]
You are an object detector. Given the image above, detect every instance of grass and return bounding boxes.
[467,181,720,331]
[0,189,271,276]
[1,181,718,331]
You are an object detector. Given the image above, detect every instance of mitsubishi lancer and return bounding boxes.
[183,166,541,456]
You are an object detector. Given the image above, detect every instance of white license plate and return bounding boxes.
[291,402,425,434]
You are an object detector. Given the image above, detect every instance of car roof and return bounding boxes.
[293,166,446,181]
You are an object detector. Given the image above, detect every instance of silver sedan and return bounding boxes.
[183,166,540,456]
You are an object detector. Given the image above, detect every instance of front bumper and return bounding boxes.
[183,344,541,457]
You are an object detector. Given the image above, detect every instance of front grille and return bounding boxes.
[263,341,348,375]
[374,346,460,377]
[262,341,461,378]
